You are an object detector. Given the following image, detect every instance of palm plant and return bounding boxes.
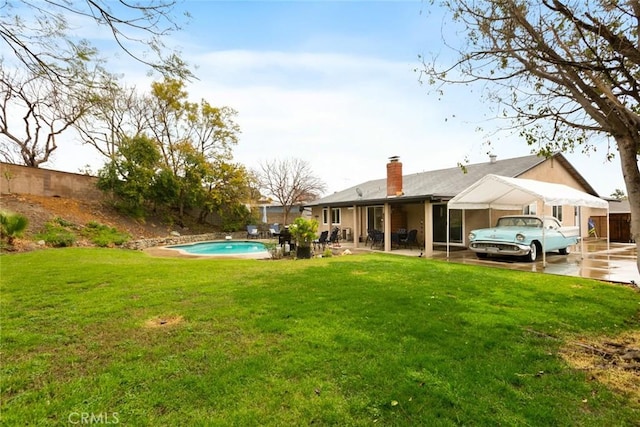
[0,211,29,245]
[289,217,318,259]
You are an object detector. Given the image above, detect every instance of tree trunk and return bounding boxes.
[616,135,640,274]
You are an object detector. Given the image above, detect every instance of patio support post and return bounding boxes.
[384,203,391,252]
[579,206,585,260]
[446,204,450,258]
[606,208,610,252]
[444,202,449,258]
[424,201,433,257]
[326,205,331,233]
[542,202,547,268]
[352,204,359,246]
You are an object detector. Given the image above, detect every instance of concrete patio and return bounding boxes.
[334,239,639,286]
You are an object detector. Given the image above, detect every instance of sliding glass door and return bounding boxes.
[367,206,384,232]
[433,204,463,243]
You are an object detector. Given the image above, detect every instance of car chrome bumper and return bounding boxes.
[468,241,531,256]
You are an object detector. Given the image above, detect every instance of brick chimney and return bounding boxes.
[386,156,403,197]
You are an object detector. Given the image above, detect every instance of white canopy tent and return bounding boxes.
[446,174,609,266]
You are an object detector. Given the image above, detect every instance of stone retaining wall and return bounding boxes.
[123,231,260,250]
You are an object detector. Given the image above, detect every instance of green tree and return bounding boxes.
[147,77,239,166]
[421,0,640,273]
[148,168,179,213]
[169,141,211,220]
[610,189,627,201]
[97,135,162,218]
[198,161,256,227]
[144,78,243,221]
[92,77,247,224]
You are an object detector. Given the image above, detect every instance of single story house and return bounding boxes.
[306,153,609,257]
[249,200,312,227]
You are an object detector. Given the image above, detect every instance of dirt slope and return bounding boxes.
[0,193,200,246]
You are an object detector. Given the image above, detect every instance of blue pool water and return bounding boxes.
[169,240,269,257]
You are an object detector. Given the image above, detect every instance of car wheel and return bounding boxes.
[559,246,570,255]
[476,253,488,259]
[526,242,538,262]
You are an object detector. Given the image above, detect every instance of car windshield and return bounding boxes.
[496,217,542,228]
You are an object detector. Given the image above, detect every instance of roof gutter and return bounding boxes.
[305,194,449,208]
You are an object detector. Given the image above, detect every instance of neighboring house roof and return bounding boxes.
[609,199,631,214]
[309,153,598,207]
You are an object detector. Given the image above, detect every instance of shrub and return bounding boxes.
[264,242,283,260]
[53,216,75,228]
[81,221,130,247]
[0,211,29,245]
[35,221,77,247]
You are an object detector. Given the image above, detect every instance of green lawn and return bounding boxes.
[2,248,639,426]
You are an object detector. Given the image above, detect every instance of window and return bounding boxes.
[322,208,341,225]
[523,203,537,215]
[552,205,563,221]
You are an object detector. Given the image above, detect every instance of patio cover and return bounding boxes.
[446,174,609,266]
[447,174,609,210]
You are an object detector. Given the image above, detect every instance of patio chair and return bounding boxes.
[328,227,340,245]
[268,223,280,238]
[400,229,418,249]
[368,229,384,249]
[246,225,259,239]
[313,230,329,250]
[278,227,292,247]
[397,228,407,239]
[365,229,374,246]
[391,232,401,248]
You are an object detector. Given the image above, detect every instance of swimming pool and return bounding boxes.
[167,240,270,258]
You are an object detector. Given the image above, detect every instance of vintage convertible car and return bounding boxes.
[467,215,579,262]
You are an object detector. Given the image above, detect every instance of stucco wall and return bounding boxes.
[520,157,584,188]
[519,159,607,233]
[0,162,102,201]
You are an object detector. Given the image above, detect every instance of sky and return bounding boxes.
[21,0,630,198]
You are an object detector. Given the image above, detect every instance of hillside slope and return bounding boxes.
[0,193,211,250]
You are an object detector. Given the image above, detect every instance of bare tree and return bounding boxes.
[258,158,327,225]
[1,0,190,169]
[0,62,100,166]
[0,0,191,82]
[74,82,151,160]
[420,0,640,273]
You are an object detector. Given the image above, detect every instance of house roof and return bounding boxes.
[309,153,598,207]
